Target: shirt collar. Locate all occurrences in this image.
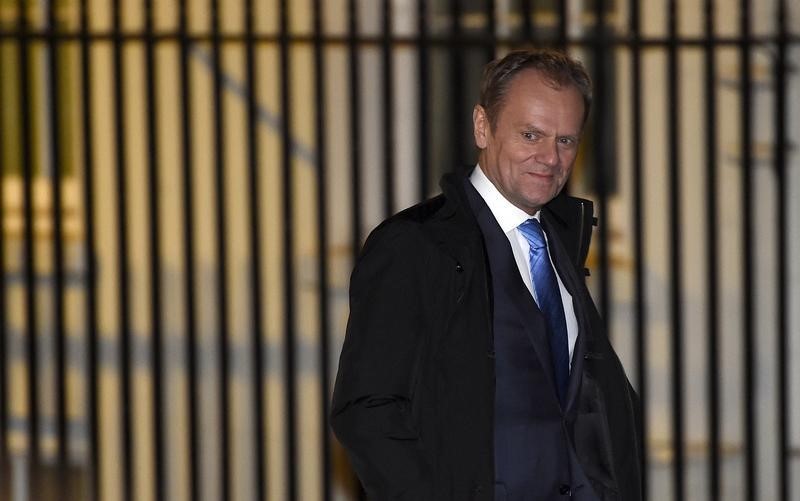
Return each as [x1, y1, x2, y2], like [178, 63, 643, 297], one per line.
[469, 164, 539, 232]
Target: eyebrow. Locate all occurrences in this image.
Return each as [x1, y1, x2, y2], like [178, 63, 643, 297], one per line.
[521, 124, 547, 135]
[520, 124, 579, 139]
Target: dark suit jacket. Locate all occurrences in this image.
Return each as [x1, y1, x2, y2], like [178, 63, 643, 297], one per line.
[330, 172, 642, 500]
[464, 178, 598, 501]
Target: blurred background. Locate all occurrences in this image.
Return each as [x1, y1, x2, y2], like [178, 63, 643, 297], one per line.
[0, 0, 798, 500]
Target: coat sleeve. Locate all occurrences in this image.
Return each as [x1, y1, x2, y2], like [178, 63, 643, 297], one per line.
[330, 225, 433, 499]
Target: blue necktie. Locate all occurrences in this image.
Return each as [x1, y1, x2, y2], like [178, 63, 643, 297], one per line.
[518, 218, 570, 404]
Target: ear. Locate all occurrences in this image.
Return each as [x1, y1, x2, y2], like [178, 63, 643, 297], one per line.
[473, 105, 489, 149]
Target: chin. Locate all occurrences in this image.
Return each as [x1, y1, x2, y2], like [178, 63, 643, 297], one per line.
[522, 191, 554, 206]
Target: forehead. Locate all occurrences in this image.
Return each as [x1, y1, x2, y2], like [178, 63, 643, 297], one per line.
[498, 69, 585, 127]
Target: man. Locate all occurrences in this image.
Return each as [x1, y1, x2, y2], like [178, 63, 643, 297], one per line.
[331, 49, 642, 501]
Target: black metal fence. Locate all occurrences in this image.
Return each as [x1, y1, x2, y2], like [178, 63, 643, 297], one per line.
[0, 0, 798, 500]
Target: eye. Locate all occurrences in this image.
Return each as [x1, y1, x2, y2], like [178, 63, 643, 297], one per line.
[522, 131, 537, 141]
[557, 136, 577, 147]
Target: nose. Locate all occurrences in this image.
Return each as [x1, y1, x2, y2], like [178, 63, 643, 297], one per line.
[534, 138, 559, 167]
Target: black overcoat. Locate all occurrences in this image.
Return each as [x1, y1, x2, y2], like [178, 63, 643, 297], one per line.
[331, 172, 642, 500]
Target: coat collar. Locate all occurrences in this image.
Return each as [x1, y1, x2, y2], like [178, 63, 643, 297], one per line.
[420, 173, 484, 260]
[542, 192, 594, 270]
[437, 170, 594, 270]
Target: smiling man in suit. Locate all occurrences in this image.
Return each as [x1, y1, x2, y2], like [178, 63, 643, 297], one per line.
[331, 49, 642, 501]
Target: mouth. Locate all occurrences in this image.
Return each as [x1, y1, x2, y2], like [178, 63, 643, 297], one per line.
[524, 171, 554, 180]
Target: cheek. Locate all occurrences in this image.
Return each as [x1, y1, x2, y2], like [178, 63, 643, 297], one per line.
[558, 155, 577, 176]
[560, 149, 578, 167]
[554, 168, 570, 188]
[548, 166, 571, 192]
[511, 143, 536, 160]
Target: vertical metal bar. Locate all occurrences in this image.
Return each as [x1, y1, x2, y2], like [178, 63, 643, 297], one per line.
[773, 1, 789, 499]
[738, 0, 756, 499]
[348, 0, 363, 256]
[0, 4, 8, 487]
[178, 1, 200, 498]
[243, 0, 266, 499]
[111, 0, 134, 498]
[381, 0, 395, 215]
[449, 0, 464, 169]
[209, 0, 231, 499]
[311, 2, 331, 500]
[485, 0, 495, 61]
[46, 1, 68, 498]
[278, 0, 298, 499]
[79, 0, 100, 499]
[591, 0, 611, 332]
[143, 1, 165, 500]
[666, 1, 685, 499]
[18, 0, 40, 478]
[346, 4, 363, 495]
[521, 0, 533, 43]
[628, 0, 647, 497]
[703, 1, 721, 500]
[416, 0, 430, 200]
[557, 0, 568, 50]
[0, 0, 9, 466]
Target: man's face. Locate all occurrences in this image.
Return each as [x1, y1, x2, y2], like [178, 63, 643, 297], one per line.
[473, 69, 585, 215]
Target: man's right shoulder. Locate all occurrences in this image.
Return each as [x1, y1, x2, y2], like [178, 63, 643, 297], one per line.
[370, 194, 447, 235]
[358, 194, 450, 253]
[394, 194, 449, 224]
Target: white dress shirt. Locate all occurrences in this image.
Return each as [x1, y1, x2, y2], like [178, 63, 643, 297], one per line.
[469, 165, 578, 368]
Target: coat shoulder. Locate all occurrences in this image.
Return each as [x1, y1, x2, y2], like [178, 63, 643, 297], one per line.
[360, 195, 450, 249]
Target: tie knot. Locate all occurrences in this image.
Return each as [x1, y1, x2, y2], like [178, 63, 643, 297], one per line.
[519, 219, 546, 250]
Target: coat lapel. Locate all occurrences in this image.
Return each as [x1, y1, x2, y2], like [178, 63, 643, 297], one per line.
[441, 173, 597, 411]
[464, 181, 560, 399]
[421, 190, 483, 302]
[541, 213, 591, 412]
